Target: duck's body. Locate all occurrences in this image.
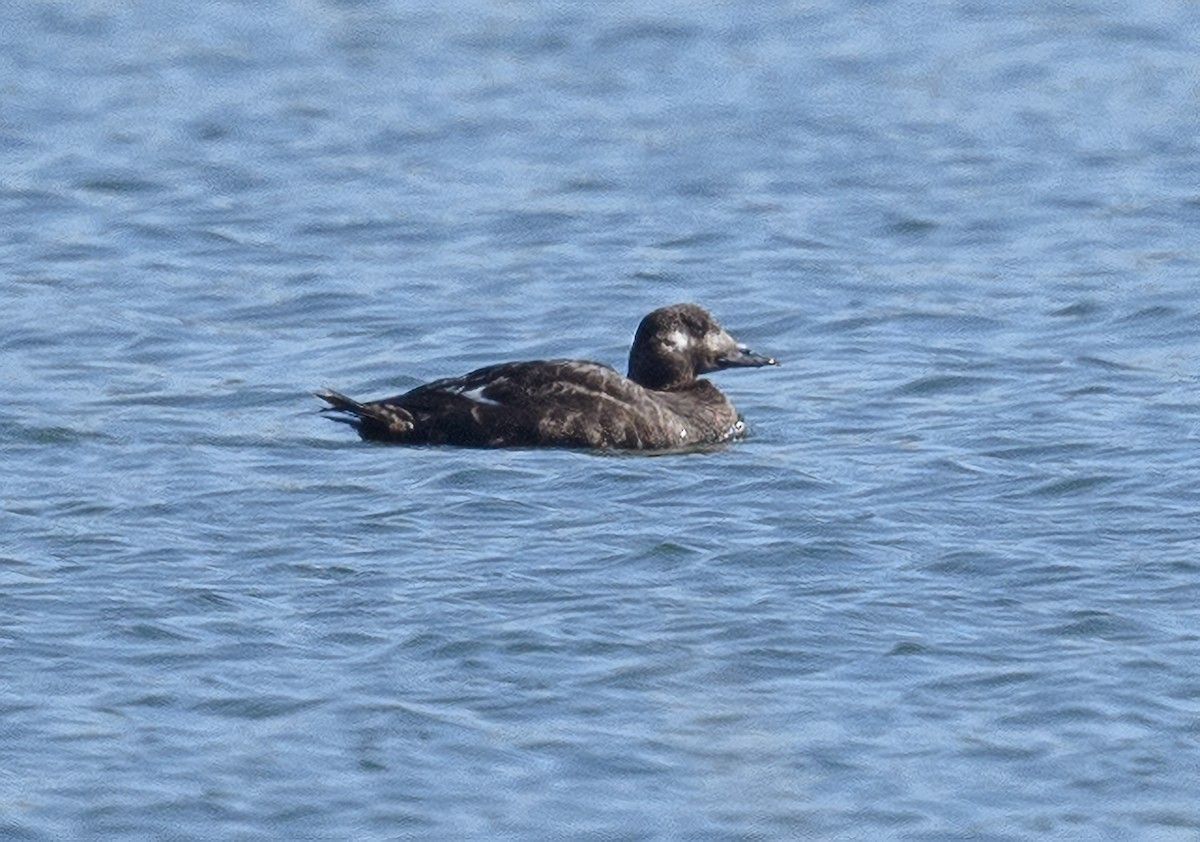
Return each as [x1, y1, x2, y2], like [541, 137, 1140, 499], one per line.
[319, 358, 747, 450]
[317, 303, 776, 451]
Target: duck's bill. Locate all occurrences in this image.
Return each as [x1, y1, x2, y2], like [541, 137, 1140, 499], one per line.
[716, 344, 778, 369]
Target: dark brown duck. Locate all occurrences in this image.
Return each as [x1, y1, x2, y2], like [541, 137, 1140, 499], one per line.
[316, 303, 777, 450]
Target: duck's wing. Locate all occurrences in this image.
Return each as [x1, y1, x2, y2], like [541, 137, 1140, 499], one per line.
[316, 360, 619, 446]
[394, 360, 675, 448]
[399, 359, 636, 408]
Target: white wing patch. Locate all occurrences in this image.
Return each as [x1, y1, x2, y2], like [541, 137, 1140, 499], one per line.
[458, 384, 503, 406]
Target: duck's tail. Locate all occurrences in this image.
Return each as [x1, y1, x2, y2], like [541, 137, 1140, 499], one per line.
[315, 389, 414, 440]
[315, 388, 368, 416]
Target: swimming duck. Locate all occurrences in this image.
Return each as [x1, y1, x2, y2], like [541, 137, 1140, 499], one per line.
[316, 303, 776, 450]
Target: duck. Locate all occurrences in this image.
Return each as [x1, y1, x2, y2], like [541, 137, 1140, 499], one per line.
[316, 302, 777, 450]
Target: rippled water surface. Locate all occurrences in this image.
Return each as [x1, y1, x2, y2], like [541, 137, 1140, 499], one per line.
[4, 1, 1200, 839]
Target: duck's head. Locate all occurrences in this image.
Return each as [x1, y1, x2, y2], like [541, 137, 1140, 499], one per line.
[627, 303, 778, 391]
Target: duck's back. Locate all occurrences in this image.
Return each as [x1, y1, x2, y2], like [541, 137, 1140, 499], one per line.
[332, 359, 740, 449]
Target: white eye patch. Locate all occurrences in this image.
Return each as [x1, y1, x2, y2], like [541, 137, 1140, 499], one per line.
[663, 329, 691, 350]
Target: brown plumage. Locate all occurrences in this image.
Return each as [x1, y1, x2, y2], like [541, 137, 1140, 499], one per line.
[316, 303, 777, 450]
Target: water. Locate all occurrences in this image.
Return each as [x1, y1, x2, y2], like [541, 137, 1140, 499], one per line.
[3, 0, 1200, 838]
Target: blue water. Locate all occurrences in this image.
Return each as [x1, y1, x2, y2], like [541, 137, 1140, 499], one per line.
[4, 1, 1200, 838]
